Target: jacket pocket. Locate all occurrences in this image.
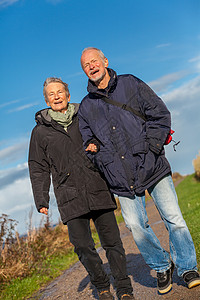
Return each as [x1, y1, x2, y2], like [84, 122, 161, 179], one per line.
[65, 187, 77, 202]
[57, 172, 70, 188]
[102, 155, 114, 166]
[130, 140, 149, 186]
[57, 187, 77, 205]
[132, 140, 149, 154]
[88, 172, 109, 194]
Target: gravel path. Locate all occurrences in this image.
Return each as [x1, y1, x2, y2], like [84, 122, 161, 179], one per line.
[30, 197, 200, 300]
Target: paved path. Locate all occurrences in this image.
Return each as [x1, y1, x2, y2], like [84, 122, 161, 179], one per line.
[31, 198, 200, 300]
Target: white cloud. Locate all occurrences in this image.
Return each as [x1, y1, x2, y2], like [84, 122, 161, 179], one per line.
[161, 75, 200, 103]
[0, 176, 41, 235]
[152, 71, 200, 176]
[0, 0, 19, 8]
[0, 99, 21, 109]
[0, 175, 32, 220]
[0, 168, 59, 235]
[148, 54, 200, 94]
[189, 54, 200, 71]
[66, 72, 83, 78]
[0, 162, 28, 189]
[0, 140, 28, 166]
[8, 102, 39, 113]
[189, 55, 200, 63]
[156, 43, 171, 48]
[148, 70, 189, 93]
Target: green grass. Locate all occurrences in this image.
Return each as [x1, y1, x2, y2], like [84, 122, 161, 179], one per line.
[175, 174, 200, 267]
[1, 175, 199, 299]
[0, 249, 78, 300]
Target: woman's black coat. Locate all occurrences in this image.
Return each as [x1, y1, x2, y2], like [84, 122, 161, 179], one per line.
[28, 105, 116, 224]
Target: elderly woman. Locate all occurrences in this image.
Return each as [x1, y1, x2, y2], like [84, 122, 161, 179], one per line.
[28, 77, 134, 300]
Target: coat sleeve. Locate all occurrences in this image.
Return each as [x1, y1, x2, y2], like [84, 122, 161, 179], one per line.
[78, 102, 94, 145]
[78, 102, 101, 160]
[28, 127, 51, 212]
[135, 76, 171, 154]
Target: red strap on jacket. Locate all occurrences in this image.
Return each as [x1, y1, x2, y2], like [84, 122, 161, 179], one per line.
[164, 129, 175, 145]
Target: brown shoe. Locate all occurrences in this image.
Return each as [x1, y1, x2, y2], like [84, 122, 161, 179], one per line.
[98, 290, 114, 300]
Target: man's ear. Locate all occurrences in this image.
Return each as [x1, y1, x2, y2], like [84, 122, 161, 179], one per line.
[68, 94, 71, 102]
[45, 99, 51, 107]
[104, 57, 109, 68]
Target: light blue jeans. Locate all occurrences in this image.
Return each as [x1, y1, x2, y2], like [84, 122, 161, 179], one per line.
[118, 174, 197, 276]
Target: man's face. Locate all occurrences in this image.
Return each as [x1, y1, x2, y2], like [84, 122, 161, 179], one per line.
[45, 82, 70, 113]
[81, 49, 108, 83]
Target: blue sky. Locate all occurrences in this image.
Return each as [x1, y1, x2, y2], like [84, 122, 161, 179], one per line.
[0, 0, 200, 235]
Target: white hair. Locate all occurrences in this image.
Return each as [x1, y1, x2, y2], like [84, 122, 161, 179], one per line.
[81, 47, 106, 68]
[43, 77, 70, 101]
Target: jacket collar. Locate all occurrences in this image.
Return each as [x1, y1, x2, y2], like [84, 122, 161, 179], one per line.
[35, 103, 79, 125]
[87, 68, 118, 97]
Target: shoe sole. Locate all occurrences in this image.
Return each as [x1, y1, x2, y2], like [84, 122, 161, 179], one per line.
[158, 263, 175, 295]
[188, 279, 200, 289]
[158, 283, 172, 294]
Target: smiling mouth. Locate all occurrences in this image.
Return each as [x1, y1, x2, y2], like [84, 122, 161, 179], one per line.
[90, 69, 99, 76]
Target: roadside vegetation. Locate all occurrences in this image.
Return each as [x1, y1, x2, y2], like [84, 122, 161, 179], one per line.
[0, 201, 123, 300]
[0, 175, 199, 299]
[193, 151, 200, 180]
[175, 174, 200, 264]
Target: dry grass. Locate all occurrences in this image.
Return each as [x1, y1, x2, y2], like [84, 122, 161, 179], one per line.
[0, 200, 121, 287]
[0, 214, 72, 286]
[193, 151, 200, 180]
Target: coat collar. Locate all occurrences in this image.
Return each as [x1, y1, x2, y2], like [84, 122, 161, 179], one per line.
[87, 68, 118, 97]
[35, 103, 79, 125]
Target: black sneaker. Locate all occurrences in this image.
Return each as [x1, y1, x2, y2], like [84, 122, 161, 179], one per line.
[98, 290, 114, 300]
[157, 261, 174, 294]
[182, 270, 200, 289]
[120, 294, 135, 299]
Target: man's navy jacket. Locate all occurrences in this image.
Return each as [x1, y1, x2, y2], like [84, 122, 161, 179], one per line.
[78, 68, 172, 196]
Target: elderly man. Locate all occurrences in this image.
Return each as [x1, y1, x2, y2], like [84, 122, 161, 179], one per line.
[28, 77, 134, 300]
[78, 47, 200, 294]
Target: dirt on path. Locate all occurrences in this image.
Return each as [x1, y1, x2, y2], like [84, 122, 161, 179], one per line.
[30, 196, 200, 300]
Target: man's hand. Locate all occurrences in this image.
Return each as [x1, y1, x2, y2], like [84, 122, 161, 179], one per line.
[85, 143, 97, 152]
[40, 207, 48, 215]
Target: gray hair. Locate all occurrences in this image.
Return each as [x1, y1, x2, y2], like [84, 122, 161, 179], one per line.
[43, 77, 70, 101]
[81, 47, 106, 68]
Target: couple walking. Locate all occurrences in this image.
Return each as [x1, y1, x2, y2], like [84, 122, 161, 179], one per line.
[28, 47, 200, 299]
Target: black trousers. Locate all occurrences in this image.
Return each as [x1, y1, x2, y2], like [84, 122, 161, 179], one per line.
[67, 209, 133, 298]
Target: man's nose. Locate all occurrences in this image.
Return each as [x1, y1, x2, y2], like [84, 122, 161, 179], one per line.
[89, 62, 95, 69]
[55, 93, 59, 99]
